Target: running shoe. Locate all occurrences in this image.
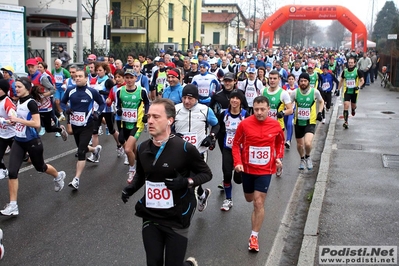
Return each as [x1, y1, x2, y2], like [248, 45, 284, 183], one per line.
[217, 182, 224, 190]
[54, 171, 66, 192]
[0, 228, 4, 260]
[105, 127, 110, 135]
[322, 118, 326, 124]
[351, 109, 356, 116]
[185, 257, 198, 266]
[55, 132, 61, 137]
[68, 177, 79, 190]
[127, 170, 136, 184]
[0, 169, 8, 180]
[98, 126, 103, 136]
[198, 188, 211, 212]
[92, 145, 102, 163]
[58, 113, 66, 121]
[306, 157, 313, 170]
[87, 153, 95, 162]
[299, 158, 306, 170]
[60, 125, 68, 141]
[248, 235, 259, 252]
[117, 146, 124, 157]
[5, 146, 10, 154]
[276, 167, 283, 178]
[220, 199, 233, 211]
[124, 154, 129, 165]
[0, 203, 18, 216]
[343, 122, 348, 129]
[39, 127, 45, 136]
[285, 140, 291, 149]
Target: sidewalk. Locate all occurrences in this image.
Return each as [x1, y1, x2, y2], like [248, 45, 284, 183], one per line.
[298, 81, 399, 265]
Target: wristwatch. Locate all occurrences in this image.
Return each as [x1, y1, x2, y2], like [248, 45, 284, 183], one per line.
[187, 178, 194, 188]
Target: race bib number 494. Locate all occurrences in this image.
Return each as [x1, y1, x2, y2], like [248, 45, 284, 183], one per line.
[145, 181, 174, 209]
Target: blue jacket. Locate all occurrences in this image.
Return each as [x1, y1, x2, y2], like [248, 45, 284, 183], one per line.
[320, 72, 339, 92]
[163, 84, 183, 105]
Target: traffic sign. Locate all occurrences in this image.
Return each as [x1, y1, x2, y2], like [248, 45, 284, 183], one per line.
[387, 34, 397, 40]
[193, 40, 201, 47]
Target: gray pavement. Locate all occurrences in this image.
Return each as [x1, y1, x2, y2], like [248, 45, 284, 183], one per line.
[298, 81, 399, 265]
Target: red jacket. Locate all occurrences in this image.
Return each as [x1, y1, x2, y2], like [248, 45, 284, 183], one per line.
[232, 115, 285, 175]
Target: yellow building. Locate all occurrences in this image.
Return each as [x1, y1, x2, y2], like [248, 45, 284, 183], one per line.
[110, 0, 202, 51]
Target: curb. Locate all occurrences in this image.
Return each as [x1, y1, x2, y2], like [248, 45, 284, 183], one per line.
[265, 105, 325, 266]
[297, 93, 340, 265]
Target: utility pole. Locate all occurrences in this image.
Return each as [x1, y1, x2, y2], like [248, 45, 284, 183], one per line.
[370, 0, 374, 34]
[77, 0, 83, 63]
[252, 0, 256, 47]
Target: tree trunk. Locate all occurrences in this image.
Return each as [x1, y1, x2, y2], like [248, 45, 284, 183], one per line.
[146, 8, 150, 55]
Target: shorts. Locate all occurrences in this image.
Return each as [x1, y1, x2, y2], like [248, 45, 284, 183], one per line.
[54, 88, 65, 101]
[294, 124, 316, 139]
[242, 172, 272, 194]
[343, 92, 358, 104]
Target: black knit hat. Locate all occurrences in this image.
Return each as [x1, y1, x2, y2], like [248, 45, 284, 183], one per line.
[229, 89, 244, 103]
[182, 84, 199, 99]
[298, 72, 310, 82]
[0, 79, 10, 94]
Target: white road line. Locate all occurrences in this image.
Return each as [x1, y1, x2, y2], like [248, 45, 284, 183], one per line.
[19, 148, 77, 174]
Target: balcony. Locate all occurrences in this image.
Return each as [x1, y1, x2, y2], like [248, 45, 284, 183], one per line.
[111, 16, 146, 34]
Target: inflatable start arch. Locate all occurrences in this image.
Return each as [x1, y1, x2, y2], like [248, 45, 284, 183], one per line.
[258, 5, 367, 52]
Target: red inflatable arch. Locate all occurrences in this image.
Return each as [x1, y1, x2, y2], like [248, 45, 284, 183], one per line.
[258, 5, 367, 52]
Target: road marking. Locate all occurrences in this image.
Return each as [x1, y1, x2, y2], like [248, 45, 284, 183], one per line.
[19, 148, 77, 174]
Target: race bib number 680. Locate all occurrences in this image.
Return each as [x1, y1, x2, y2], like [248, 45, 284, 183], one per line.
[145, 181, 174, 209]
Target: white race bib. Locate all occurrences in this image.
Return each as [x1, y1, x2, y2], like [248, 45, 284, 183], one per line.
[182, 132, 198, 145]
[322, 82, 330, 91]
[346, 79, 356, 88]
[249, 146, 270, 165]
[225, 133, 234, 148]
[297, 107, 310, 120]
[245, 86, 256, 106]
[54, 74, 63, 84]
[268, 109, 277, 119]
[145, 181, 174, 209]
[198, 87, 209, 97]
[70, 111, 86, 126]
[14, 122, 26, 138]
[121, 107, 138, 123]
[310, 84, 315, 89]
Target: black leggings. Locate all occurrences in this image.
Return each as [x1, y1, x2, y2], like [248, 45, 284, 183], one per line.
[93, 112, 116, 135]
[222, 147, 241, 184]
[320, 91, 332, 119]
[72, 122, 94, 161]
[8, 138, 48, 179]
[142, 220, 192, 266]
[40, 111, 62, 133]
[0, 137, 13, 169]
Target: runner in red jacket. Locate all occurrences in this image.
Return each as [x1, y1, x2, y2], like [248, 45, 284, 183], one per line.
[232, 95, 284, 252]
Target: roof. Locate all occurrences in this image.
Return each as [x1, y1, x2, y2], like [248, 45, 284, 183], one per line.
[26, 22, 74, 32]
[201, 13, 237, 23]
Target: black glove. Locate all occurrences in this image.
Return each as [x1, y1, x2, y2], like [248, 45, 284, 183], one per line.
[164, 173, 188, 191]
[354, 86, 360, 91]
[116, 109, 123, 116]
[142, 115, 148, 124]
[121, 189, 130, 204]
[201, 135, 215, 147]
[317, 112, 323, 122]
[334, 90, 340, 96]
[208, 138, 217, 150]
[277, 111, 285, 119]
[92, 111, 99, 121]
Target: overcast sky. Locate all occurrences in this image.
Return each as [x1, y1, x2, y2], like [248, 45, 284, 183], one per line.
[205, 0, 396, 28]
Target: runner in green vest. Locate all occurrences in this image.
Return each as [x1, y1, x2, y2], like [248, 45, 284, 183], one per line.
[290, 73, 324, 171]
[337, 56, 364, 129]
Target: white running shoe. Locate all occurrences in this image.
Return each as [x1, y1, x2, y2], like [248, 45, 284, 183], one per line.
[117, 146, 124, 157]
[0, 169, 8, 180]
[98, 126, 103, 136]
[299, 159, 306, 170]
[127, 170, 136, 184]
[92, 145, 102, 163]
[0, 203, 19, 216]
[306, 157, 313, 170]
[198, 188, 211, 212]
[0, 228, 4, 260]
[185, 257, 198, 266]
[322, 118, 326, 124]
[55, 132, 61, 137]
[124, 154, 129, 165]
[54, 171, 66, 192]
[220, 199, 233, 211]
[87, 153, 95, 163]
[39, 127, 46, 136]
[68, 177, 79, 190]
[60, 125, 68, 141]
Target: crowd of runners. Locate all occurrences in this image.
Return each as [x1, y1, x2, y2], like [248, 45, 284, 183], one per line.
[0, 44, 374, 265]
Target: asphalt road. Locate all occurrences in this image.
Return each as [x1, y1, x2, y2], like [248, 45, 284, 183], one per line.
[0, 120, 323, 266]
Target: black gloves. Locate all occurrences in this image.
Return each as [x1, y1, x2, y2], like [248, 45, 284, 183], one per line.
[317, 112, 323, 122]
[277, 111, 285, 119]
[201, 135, 216, 147]
[92, 111, 100, 121]
[354, 86, 360, 91]
[121, 189, 130, 203]
[142, 115, 148, 123]
[164, 173, 188, 191]
[116, 109, 123, 116]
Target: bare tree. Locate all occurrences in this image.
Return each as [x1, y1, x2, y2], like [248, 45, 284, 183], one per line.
[327, 21, 346, 49]
[82, 0, 99, 53]
[177, 0, 193, 49]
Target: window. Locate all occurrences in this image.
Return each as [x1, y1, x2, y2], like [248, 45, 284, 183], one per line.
[168, 38, 173, 43]
[213, 32, 220, 44]
[182, 38, 186, 51]
[201, 24, 205, 34]
[221, 10, 228, 13]
[168, 3, 174, 30]
[182, 5, 187, 21]
[208, 10, 214, 13]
